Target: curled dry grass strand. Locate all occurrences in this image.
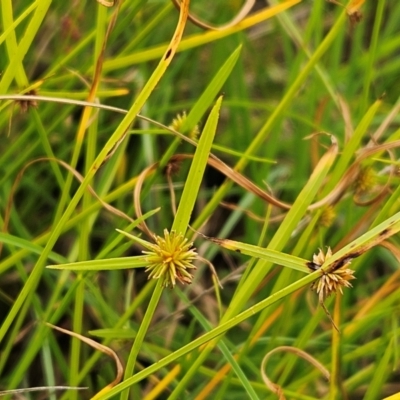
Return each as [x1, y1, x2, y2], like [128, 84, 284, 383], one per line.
[261, 346, 330, 400]
[171, 0, 256, 31]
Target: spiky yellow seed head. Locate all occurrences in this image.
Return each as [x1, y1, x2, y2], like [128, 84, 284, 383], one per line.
[169, 112, 200, 140]
[355, 166, 376, 194]
[144, 229, 197, 288]
[319, 206, 336, 228]
[309, 247, 356, 302]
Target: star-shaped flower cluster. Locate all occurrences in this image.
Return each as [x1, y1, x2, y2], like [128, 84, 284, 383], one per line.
[309, 247, 356, 302]
[144, 229, 197, 288]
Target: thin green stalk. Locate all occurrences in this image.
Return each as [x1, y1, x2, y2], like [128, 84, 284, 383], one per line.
[31, 109, 65, 190]
[121, 280, 164, 399]
[69, 275, 85, 400]
[40, 337, 57, 400]
[329, 295, 341, 400]
[361, 0, 386, 113]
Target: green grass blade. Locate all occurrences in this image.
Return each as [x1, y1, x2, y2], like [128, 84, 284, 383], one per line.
[46, 256, 148, 271]
[0, 233, 66, 264]
[181, 46, 241, 134]
[172, 96, 223, 234]
[0, 0, 51, 92]
[210, 237, 310, 273]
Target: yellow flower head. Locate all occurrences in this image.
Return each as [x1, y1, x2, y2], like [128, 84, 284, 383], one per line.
[169, 112, 200, 140]
[144, 229, 197, 288]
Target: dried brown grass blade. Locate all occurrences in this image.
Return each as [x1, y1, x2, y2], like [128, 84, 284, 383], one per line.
[0, 386, 87, 396]
[97, 0, 115, 6]
[170, 154, 293, 209]
[169, 141, 339, 211]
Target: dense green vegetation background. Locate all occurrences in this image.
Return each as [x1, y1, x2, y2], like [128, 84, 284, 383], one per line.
[1, 0, 400, 398]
